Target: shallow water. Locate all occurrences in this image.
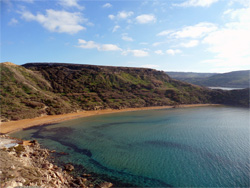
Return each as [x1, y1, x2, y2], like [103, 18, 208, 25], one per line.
[11, 106, 250, 187]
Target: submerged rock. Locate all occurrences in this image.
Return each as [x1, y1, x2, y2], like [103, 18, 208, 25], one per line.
[64, 164, 74, 172]
[98, 182, 113, 188]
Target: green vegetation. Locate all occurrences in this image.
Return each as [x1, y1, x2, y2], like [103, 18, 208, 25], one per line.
[166, 70, 250, 88]
[1, 62, 249, 121]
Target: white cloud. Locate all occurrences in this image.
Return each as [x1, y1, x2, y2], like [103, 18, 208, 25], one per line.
[21, 9, 86, 34]
[131, 50, 149, 57]
[8, 18, 18, 25]
[225, 7, 250, 23]
[103, 3, 112, 8]
[156, 23, 217, 42]
[180, 40, 199, 47]
[202, 7, 250, 68]
[108, 15, 115, 20]
[229, 0, 250, 7]
[141, 64, 160, 69]
[122, 49, 149, 57]
[78, 39, 99, 49]
[112, 25, 120, 32]
[154, 50, 164, 55]
[174, 0, 219, 7]
[59, 0, 84, 10]
[152, 42, 165, 47]
[100, 44, 121, 51]
[117, 11, 134, 19]
[78, 39, 121, 51]
[173, 22, 217, 38]
[136, 14, 156, 24]
[121, 33, 134, 42]
[157, 30, 173, 36]
[166, 49, 182, 55]
[109, 11, 134, 21]
[203, 28, 250, 59]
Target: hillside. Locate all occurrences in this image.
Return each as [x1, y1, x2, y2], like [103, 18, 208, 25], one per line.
[166, 72, 217, 79]
[0, 62, 249, 121]
[167, 70, 250, 88]
[0, 62, 74, 121]
[195, 70, 250, 88]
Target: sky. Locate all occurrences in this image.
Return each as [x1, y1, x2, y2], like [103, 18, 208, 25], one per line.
[1, 0, 250, 73]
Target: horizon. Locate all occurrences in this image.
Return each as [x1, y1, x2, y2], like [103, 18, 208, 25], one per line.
[1, 0, 250, 73]
[2, 61, 250, 74]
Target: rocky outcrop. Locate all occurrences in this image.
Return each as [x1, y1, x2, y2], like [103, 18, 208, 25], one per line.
[0, 136, 113, 188]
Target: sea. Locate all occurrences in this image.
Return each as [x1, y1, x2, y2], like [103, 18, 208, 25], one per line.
[11, 106, 250, 187]
[208, 87, 245, 90]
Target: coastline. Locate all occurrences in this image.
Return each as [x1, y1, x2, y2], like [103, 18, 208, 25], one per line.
[0, 135, 113, 188]
[0, 104, 219, 134]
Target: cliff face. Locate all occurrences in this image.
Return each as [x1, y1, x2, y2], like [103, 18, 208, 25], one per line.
[0, 62, 249, 121]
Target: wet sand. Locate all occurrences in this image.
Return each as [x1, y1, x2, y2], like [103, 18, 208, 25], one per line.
[0, 104, 219, 134]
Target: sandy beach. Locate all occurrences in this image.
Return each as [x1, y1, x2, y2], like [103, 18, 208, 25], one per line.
[0, 104, 219, 134]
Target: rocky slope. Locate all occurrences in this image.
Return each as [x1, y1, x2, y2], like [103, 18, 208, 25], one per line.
[0, 135, 113, 188]
[0, 62, 249, 121]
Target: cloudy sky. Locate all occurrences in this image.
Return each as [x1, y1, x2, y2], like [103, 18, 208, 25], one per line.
[1, 0, 250, 72]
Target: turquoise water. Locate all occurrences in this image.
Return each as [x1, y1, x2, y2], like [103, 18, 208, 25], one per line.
[11, 106, 250, 187]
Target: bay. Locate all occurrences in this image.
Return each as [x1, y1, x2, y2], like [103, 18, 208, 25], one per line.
[208, 86, 245, 90]
[11, 106, 250, 187]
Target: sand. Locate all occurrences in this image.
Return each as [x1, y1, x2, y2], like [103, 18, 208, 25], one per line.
[0, 104, 219, 134]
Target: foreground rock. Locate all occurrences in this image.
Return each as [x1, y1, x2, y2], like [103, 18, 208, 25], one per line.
[0, 135, 113, 188]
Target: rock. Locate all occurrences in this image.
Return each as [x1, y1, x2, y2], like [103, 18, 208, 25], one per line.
[10, 165, 16, 170]
[40, 150, 49, 157]
[74, 177, 84, 185]
[42, 163, 53, 170]
[32, 151, 39, 156]
[82, 178, 87, 182]
[22, 153, 28, 157]
[82, 173, 91, 177]
[30, 140, 38, 145]
[98, 182, 113, 188]
[59, 152, 69, 155]
[0, 137, 114, 188]
[64, 164, 74, 172]
[22, 140, 32, 146]
[16, 177, 26, 183]
[70, 182, 79, 187]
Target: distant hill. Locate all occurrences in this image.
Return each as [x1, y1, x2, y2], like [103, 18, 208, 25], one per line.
[166, 72, 217, 79]
[166, 70, 250, 88]
[0, 62, 249, 121]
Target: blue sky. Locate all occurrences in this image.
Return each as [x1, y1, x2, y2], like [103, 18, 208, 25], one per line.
[1, 0, 250, 73]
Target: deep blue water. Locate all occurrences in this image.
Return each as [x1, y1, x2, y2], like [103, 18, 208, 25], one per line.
[11, 106, 250, 187]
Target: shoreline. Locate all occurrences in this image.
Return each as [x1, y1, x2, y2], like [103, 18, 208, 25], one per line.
[0, 104, 219, 134]
[0, 135, 113, 188]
